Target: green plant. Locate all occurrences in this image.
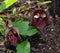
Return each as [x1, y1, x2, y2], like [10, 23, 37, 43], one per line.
[38, 1, 51, 6]
[16, 40, 30, 53]
[12, 8, 17, 14]
[0, 0, 17, 12]
[12, 21, 38, 36]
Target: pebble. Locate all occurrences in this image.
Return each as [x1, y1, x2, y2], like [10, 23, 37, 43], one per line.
[51, 29, 54, 31]
[49, 47, 52, 50]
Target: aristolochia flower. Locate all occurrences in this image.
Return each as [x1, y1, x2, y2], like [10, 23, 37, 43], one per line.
[6, 27, 21, 46]
[30, 9, 51, 31]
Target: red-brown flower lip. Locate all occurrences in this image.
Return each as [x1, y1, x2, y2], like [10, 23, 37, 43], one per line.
[30, 9, 51, 31]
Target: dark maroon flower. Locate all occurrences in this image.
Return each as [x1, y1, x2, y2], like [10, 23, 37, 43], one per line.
[30, 9, 51, 31]
[6, 27, 21, 46]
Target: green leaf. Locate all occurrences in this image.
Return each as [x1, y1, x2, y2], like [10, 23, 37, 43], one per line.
[16, 40, 30, 53]
[0, 17, 3, 21]
[0, 25, 3, 28]
[12, 8, 17, 14]
[0, 27, 7, 37]
[0, 17, 5, 27]
[38, 1, 52, 6]
[0, 0, 17, 12]
[12, 21, 38, 36]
